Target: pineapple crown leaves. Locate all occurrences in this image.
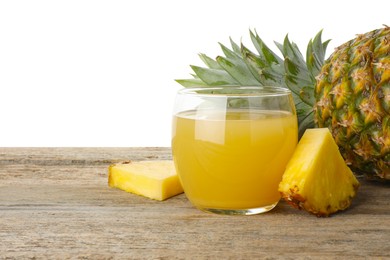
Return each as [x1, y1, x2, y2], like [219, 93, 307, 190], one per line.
[175, 30, 331, 137]
[176, 30, 329, 92]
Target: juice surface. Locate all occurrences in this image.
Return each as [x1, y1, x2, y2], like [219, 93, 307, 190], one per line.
[172, 109, 297, 210]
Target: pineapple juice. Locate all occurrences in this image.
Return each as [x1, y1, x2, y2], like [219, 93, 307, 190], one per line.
[172, 108, 298, 212]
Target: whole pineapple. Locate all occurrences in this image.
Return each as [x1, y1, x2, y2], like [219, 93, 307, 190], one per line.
[177, 26, 390, 181]
[314, 28, 389, 180]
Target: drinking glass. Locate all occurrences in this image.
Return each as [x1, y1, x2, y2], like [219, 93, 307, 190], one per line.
[172, 86, 298, 215]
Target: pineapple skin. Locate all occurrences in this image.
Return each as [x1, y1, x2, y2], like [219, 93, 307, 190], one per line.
[278, 128, 360, 217]
[314, 27, 390, 180]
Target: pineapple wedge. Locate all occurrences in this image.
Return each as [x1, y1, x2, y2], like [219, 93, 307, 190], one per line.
[278, 128, 360, 217]
[108, 160, 183, 201]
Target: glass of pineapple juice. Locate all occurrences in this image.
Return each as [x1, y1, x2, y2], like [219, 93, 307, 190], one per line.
[172, 86, 298, 215]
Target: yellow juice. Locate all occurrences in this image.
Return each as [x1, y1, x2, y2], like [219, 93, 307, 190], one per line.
[172, 109, 297, 210]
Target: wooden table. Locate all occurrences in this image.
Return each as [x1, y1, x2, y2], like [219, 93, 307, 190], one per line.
[0, 148, 389, 259]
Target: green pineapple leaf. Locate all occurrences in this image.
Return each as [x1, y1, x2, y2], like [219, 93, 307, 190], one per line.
[298, 110, 315, 138]
[175, 78, 208, 87]
[219, 42, 240, 59]
[216, 43, 260, 85]
[299, 86, 316, 105]
[281, 34, 315, 106]
[199, 53, 222, 70]
[216, 56, 260, 85]
[242, 32, 287, 88]
[294, 99, 315, 138]
[239, 45, 264, 83]
[306, 30, 330, 80]
[229, 37, 241, 54]
[241, 45, 285, 87]
[190, 65, 238, 86]
[284, 58, 310, 88]
[274, 40, 284, 56]
[250, 30, 284, 66]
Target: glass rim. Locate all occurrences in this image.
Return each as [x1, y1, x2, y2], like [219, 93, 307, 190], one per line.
[177, 86, 292, 97]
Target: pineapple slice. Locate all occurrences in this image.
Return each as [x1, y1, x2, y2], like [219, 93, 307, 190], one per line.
[278, 128, 360, 217]
[108, 160, 183, 201]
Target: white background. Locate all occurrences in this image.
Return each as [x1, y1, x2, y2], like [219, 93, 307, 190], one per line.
[0, 0, 388, 147]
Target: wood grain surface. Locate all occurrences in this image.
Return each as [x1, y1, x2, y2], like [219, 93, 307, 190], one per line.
[0, 148, 389, 259]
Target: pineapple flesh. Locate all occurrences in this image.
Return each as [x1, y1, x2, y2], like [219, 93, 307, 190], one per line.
[108, 160, 183, 201]
[278, 128, 360, 217]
